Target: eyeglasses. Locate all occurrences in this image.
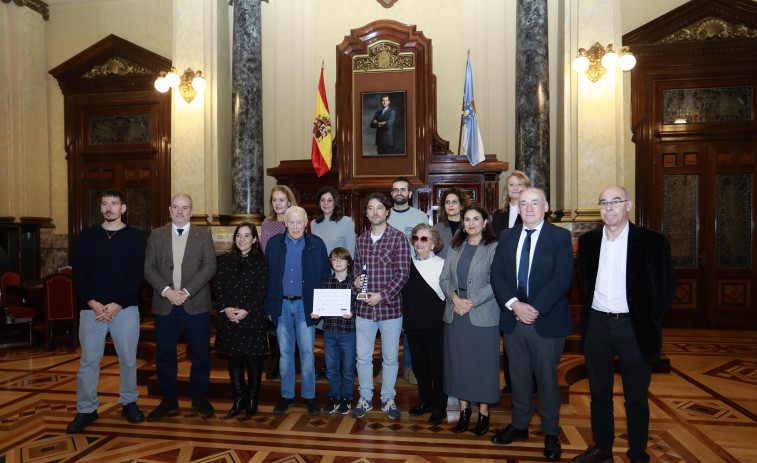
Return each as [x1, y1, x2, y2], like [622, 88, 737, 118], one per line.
[412, 236, 430, 243]
[598, 199, 630, 209]
[391, 188, 408, 193]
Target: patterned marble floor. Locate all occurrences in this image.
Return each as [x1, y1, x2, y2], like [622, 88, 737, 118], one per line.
[1, 328, 756, 463]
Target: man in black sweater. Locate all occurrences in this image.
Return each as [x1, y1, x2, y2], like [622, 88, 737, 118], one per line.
[68, 189, 146, 433]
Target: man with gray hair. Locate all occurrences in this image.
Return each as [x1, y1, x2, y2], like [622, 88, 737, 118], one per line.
[265, 206, 331, 416]
[490, 187, 574, 461]
[144, 193, 217, 421]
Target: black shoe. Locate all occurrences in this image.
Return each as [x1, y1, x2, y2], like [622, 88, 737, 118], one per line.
[315, 367, 328, 380]
[121, 402, 144, 423]
[228, 396, 244, 418]
[491, 424, 529, 444]
[428, 409, 446, 426]
[147, 399, 179, 421]
[337, 397, 352, 415]
[303, 398, 321, 416]
[273, 397, 296, 414]
[191, 396, 214, 416]
[473, 412, 490, 436]
[66, 411, 98, 433]
[544, 435, 562, 461]
[572, 445, 614, 463]
[323, 397, 339, 415]
[409, 402, 433, 416]
[455, 406, 471, 433]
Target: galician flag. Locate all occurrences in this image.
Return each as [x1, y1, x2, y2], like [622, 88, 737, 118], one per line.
[311, 66, 333, 177]
[460, 56, 485, 166]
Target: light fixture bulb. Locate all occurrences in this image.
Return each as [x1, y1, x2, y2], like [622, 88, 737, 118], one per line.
[601, 50, 619, 69]
[165, 67, 180, 88]
[619, 52, 636, 71]
[573, 55, 590, 73]
[191, 72, 206, 92]
[154, 77, 169, 93]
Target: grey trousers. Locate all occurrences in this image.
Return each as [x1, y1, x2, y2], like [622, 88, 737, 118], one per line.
[76, 306, 140, 412]
[502, 322, 565, 435]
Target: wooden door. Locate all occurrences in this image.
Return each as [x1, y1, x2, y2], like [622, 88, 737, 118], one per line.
[656, 142, 757, 328]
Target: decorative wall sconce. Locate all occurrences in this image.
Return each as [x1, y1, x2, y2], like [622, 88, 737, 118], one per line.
[154, 66, 207, 103]
[572, 43, 636, 83]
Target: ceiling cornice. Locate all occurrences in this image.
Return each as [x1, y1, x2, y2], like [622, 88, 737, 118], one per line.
[2, 0, 50, 21]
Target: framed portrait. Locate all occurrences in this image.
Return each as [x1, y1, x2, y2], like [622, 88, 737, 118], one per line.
[361, 91, 406, 156]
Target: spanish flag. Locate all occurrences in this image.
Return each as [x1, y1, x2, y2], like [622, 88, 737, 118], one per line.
[311, 66, 333, 177]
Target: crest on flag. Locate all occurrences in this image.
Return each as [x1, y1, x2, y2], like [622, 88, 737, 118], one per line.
[313, 115, 332, 143]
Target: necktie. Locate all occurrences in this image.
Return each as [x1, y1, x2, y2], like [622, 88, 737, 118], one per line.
[517, 229, 535, 301]
[177, 228, 184, 236]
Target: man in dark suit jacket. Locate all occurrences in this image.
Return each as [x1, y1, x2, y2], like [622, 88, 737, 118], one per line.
[370, 94, 396, 154]
[573, 186, 675, 463]
[490, 188, 574, 461]
[143, 193, 217, 421]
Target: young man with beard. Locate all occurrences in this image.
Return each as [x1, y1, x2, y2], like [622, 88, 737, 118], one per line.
[68, 189, 146, 433]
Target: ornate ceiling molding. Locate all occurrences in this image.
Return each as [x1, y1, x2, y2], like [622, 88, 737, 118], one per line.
[81, 57, 151, 78]
[353, 41, 414, 72]
[660, 16, 757, 43]
[1, 0, 50, 21]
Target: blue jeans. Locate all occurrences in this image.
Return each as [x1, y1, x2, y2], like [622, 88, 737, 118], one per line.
[277, 299, 316, 399]
[324, 330, 356, 400]
[355, 315, 402, 402]
[77, 306, 140, 412]
[154, 306, 210, 400]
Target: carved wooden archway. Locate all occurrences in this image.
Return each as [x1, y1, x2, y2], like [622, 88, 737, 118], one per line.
[50, 35, 172, 254]
[625, 0, 757, 328]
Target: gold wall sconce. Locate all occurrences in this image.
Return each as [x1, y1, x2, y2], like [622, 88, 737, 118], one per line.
[572, 43, 636, 83]
[154, 66, 207, 103]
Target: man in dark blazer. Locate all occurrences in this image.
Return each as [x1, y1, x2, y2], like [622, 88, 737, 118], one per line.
[144, 193, 217, 421]
[490, 188, 574, 461]
[264, 206, 331, 416]
[573, 186, 675, 463]
[370, 94, 396, 154]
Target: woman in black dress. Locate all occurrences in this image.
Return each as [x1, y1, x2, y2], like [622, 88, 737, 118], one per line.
[215, 222, 269, 417]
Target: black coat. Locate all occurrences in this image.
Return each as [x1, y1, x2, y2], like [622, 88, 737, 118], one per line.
[577, 223, 676, 364]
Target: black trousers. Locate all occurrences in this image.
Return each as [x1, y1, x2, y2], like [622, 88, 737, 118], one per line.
[584, 312, 652, 462]
[406, 327, 447, 411]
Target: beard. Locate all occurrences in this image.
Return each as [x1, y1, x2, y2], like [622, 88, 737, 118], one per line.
[104, 216, 117, 223]
[393, 196, 408, 206]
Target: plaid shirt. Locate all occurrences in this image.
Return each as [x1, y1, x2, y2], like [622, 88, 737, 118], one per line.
[320, 273, 356, 334]
[353, 224, 411, 321]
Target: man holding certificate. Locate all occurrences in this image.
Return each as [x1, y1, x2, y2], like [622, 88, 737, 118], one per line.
[351, 193, 411, 420]
[264, 206, 331, 416]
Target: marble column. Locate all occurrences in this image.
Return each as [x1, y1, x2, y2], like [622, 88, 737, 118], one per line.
[515, 0, 550, 201]
[231, 0, 264, 225]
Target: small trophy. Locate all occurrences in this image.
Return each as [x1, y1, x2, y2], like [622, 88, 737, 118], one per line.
[357, 264, 369, 301]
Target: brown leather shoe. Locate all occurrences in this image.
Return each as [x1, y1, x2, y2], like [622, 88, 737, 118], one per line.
[572, 445, 613, 463]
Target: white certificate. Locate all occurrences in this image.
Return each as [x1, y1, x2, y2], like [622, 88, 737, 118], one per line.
[313, 288, 352, 317]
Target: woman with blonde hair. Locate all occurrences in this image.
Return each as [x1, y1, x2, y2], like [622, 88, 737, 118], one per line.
[260, 185, 297, 252]
[491, 170, 531, 237]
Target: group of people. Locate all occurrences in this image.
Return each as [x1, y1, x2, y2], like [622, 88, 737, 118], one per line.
[66, 172, 674, 463]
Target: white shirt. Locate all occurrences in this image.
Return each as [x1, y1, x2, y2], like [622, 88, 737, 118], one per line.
[592, 222, 630, 313]
[505, 220, 545, 309]
[508, 205, 519, 228]
[172, 222, 190, 236]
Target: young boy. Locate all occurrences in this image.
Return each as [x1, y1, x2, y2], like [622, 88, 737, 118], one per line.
[311, 247, 356, 415]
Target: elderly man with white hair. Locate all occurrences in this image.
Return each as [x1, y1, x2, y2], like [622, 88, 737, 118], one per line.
[264, 206, 332, 416]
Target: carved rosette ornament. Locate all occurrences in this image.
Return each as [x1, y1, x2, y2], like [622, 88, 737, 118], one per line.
[660, 16, 757, 43]
[81, 57, 151, 78]
[377, 0, 399, 7]
[354, 41, 415, 72]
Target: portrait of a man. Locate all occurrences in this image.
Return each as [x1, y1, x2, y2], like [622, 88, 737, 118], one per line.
[361, 91, 406, 156]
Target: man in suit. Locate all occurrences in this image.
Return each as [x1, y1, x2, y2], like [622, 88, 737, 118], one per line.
[264, 206, 331, 416]
[144, 193, 217, 420]
[490, 187, 574, 461]
[573, 186, 675, 463]
[370, 94, 396, 154]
